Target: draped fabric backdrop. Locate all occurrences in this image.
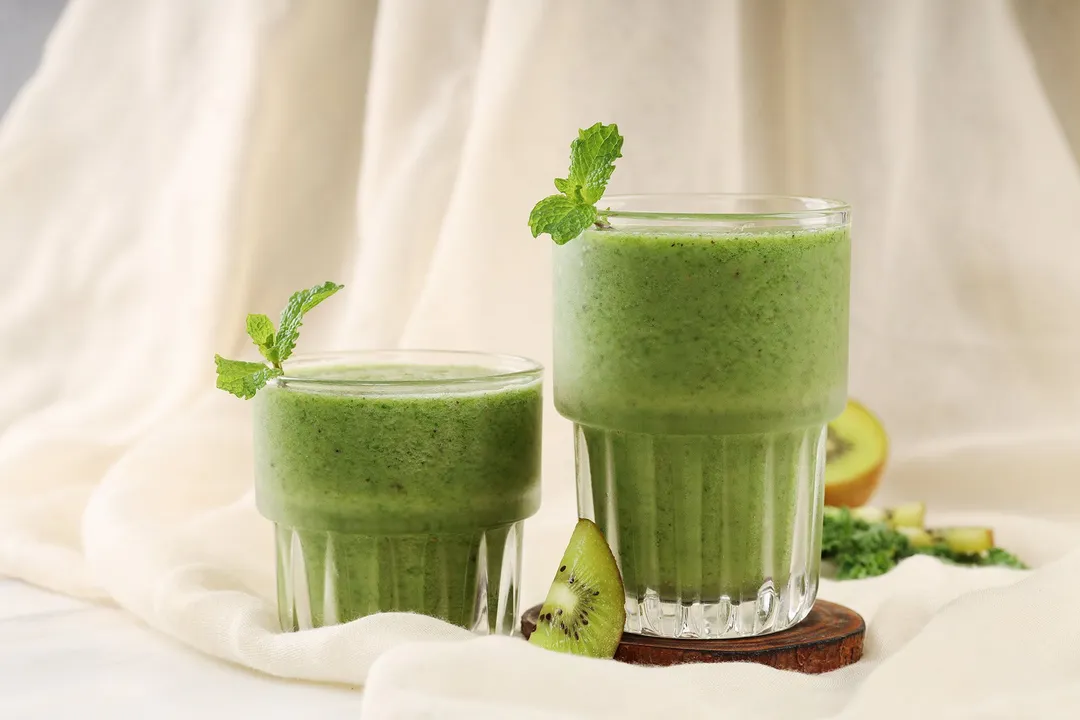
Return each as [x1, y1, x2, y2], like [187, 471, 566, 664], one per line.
[1, 0, 1079, 717]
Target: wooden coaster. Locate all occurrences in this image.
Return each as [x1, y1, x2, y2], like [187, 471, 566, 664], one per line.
[521, 599, 864, 673]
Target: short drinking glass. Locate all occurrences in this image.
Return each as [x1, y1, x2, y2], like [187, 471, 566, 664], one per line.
[253, 350, 543, 634]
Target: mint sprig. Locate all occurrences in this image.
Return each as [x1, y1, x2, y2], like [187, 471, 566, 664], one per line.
[529, 122, 623, 245]
[215, 281, 343, 399]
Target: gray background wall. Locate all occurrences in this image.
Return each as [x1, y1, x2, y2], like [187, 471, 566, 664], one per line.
[0, 0, 68, 117]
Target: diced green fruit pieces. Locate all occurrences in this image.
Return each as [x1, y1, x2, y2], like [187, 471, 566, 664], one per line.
[529, 519, 625, 659]
[888, 502, 926, 528]
[897, 526, 934, 548]
[851, 502, 925, 529]
[822, 504, 1021, 578]
[931, 527, 995, 555]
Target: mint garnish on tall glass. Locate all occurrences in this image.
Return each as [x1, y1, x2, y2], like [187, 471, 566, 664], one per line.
[528, 122, 623, 245]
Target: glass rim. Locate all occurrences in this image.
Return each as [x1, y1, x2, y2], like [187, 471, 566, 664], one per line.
[600, 193, 850, 222]
[276, 349, 544, 387]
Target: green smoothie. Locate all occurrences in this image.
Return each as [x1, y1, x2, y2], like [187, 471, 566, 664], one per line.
[554, 220, 849, 635]
[253, 354, 542, 632]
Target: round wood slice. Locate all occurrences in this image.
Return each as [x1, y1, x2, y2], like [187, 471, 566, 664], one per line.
[521, 599, 864, 673]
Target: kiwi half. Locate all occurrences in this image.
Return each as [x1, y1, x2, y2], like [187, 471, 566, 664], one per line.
[528, 519, 625, 659]
[825, 399, 889, 507]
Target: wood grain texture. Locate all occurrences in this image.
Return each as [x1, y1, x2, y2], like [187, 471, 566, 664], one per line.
[521, 600, 864, 673]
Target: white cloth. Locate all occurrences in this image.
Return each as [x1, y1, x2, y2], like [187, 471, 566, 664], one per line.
[0, 580, 366, 719]
[1, 0, 1079, 716]
[362, 541, 1080, 720]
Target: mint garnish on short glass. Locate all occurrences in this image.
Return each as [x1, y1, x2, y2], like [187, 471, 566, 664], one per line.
[528, 122, 623, 245]
[214, 281, 343, 399]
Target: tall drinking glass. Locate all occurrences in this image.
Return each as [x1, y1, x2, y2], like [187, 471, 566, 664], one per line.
[554, 195, 850, 638]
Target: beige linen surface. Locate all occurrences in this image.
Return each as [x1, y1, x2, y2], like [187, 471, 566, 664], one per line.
[1, 0, 1078, 717]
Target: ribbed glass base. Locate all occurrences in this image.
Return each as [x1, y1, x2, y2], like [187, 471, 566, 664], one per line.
[575, 424, 825, 639]
[274, 521, 523, 634]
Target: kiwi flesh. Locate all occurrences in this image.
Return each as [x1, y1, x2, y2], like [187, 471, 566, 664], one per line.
[528, 518, 625, 659]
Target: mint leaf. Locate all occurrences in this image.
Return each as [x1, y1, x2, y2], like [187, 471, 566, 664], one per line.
[553, 178, 575, 195]
[214, 355, 283, 399]
[246, 314, 275, 347]
[565, 122, 623, 204]
[274, 281, 344, 363]
[246, 313, 278, 364]
[528, 122, 622, 244]
[528, 195, 598, 245]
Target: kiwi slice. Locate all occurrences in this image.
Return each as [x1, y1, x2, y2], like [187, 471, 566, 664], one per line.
[825, 400, 889, 507]
[528, 518, 625, 659]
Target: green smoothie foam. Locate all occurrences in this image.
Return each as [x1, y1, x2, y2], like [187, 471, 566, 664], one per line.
[555, 225, 849, 609]
[253, 361, 542, 630]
